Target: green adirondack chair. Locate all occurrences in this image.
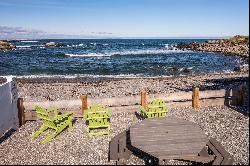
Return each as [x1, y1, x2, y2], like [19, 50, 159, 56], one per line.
[84, 104, 112, 137]
[32, 106, 73, 144]
[140, 99, 168, 118]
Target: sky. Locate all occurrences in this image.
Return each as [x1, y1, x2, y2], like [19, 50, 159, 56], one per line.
[0, 0, 249, 39]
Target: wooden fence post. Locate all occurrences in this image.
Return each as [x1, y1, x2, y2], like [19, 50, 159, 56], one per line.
[17, 98, 25, 126]
[81, 95, 87, 115]
[238, 84, 246, 106]
[141, 90, 147, 109]
[192, 87, 199, 111]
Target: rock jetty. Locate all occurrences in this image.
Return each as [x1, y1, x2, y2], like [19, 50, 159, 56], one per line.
[0, 41, 16, 51]
[45, 42, 65, 47]
[176, 35, 249, 59]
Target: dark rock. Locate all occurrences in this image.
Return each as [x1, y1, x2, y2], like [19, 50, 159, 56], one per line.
[233, 67, 241, 72]
[55, 42, 65, 47]
[176, 43, 191, 50]
[234, 65, 249, 72]
[183, 68, 192, 73]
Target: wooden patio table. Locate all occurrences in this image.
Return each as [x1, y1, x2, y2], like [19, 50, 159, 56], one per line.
[129, 116, 212, 164]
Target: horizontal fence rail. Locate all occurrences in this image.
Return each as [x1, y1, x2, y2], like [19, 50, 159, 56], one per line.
[18, 85, 247, 125]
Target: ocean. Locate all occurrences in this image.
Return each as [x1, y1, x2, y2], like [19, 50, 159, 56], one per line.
[0, 39, 244, 78]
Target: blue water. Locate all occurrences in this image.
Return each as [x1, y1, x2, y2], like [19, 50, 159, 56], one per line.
[0, 39, 244, 77]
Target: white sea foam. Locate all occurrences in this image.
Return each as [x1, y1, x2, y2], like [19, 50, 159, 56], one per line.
[6, 76, 13, 82]
[222, 70, 234, 74]
[65, 53, 112, 57]
[65, 49, 193, 58]
[0, 68, 237, 80]
[186, 67, 194, 70]
[178, 68, 184, 72]
[16, 45, 44, 49]
[20, 40, 38, 43]
[67, 43, 87, 48]
[16, 45, 31, 48]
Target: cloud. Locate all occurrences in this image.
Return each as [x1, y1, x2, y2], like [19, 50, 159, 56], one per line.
[0, 26, 77, 39]
[0, 26, 46, 35]
[91, 31, 113, 35]
[0, 25, 115, 39]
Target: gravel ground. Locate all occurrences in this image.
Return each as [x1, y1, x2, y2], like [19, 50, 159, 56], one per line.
[0, 106, 248, 165]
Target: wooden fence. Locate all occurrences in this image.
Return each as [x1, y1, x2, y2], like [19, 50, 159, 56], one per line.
[17, 85, 247, 126]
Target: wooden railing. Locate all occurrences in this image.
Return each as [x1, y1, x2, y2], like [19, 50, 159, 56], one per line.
[17, 84, 247, 125]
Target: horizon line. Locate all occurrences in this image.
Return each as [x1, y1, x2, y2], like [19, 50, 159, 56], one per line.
[2, 35, 241, 40]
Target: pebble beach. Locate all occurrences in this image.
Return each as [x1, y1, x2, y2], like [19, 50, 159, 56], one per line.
[15, 72, 249, 103]
[0, 71, 249, 165]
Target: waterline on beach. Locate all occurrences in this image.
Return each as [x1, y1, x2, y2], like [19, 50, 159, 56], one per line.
[0, 70, 239, 80]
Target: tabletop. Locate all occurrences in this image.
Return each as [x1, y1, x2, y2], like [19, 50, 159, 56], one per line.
[129, 116, 209, 160]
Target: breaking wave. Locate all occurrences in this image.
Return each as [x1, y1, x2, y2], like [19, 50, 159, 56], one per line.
[65, 53, 111, 57]
[65, 48, 192, 57]
[20, 40, 38, 43]
[16, 45, 44, 49]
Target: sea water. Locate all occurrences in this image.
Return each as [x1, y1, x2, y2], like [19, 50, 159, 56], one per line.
[0, 39, 245, 78]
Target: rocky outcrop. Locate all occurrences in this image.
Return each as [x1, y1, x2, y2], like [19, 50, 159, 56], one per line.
[176, 36, 249, 59]
[45, 42, 65, 47]
[0, 41, 16, 51]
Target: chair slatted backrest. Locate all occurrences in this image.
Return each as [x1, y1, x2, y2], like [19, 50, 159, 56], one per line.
[35, 106, 50, 120]
[85, 104, 111, 127]
[35, 106, 57, 129]
[147, 99, 168, 118]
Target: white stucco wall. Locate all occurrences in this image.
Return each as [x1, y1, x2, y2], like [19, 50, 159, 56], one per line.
[0, 78, 19, 136]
